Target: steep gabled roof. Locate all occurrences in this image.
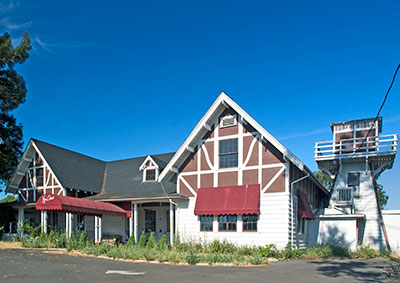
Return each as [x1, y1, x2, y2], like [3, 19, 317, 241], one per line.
[87, 152, 178, 201]
[7, 138, 179, 198]
[32, 139, 106, 193]
[159, 92, 329, 195]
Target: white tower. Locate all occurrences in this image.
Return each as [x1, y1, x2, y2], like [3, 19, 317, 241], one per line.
[315, 117, 397, 250]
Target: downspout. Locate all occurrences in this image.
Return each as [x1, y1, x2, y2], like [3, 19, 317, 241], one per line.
[290, 173, 310, 249]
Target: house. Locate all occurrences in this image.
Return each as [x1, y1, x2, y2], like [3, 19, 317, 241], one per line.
[6, 92, 329, 249]
[314, 117, 398, 251]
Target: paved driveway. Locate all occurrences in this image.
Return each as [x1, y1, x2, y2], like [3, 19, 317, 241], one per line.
[0, 248, 398, 283]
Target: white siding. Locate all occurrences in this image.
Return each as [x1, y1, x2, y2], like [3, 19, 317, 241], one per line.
[177, 192, 290, 249]
[382, 210, 400, 253]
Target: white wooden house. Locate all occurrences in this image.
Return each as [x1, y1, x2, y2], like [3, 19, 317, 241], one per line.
[7, 92, 330, 248]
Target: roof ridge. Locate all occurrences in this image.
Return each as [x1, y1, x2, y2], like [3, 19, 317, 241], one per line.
[32, 138, 105, 163]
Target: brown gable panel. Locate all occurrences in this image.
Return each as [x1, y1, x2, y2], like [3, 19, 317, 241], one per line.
[179, 180, 195, 197]
[243, 169, 258, 185]
[218, 171, 238, 187]
[200, 173, 213, 188]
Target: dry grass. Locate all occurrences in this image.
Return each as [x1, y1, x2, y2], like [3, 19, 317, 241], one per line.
[0, 241, 23, 250]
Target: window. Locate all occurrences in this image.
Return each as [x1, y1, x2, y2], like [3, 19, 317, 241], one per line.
[218, 215, 237, 232]
[36, 168, 43, 187]
[145, 169, 156, 181]
[145, 210, 156, 232]
[348, 172, 360, 187]
[297, 217, 306, 234]
[338, 188, 352, 201]
[243, 214, 258, 232]
[219, 139, 238, 168]
[200, 215, 213, 232]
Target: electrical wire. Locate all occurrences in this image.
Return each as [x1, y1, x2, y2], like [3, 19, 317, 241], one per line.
[355, 63, 400, 153]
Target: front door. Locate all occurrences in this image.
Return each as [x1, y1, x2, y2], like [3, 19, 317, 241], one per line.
[144, 209, 156, 239]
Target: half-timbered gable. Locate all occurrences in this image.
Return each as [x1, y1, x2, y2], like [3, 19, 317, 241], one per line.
[159, 92, 329, 248]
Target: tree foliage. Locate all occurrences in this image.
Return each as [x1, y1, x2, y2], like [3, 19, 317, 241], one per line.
[376, 183, 389, 209]
[0, 32, 31, 184]
[314, 170, 334, 191]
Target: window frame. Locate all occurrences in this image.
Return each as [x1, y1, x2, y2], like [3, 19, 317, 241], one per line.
[242, 214, 258, 232]
[145, 169, 157, 182]
[218, 215, 237, 232]
[219, 138, 238, 168]
[348, 172, 360, 187]
[199, 215, 213, 232]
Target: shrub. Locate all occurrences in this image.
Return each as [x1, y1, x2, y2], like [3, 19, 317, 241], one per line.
[158, 234, 169, 250]
[186, 251, 200, 265]
[127, 234, 136, 247]
[146, 232, 157, 249]
[138, 231, 147, 248]
[208, 240, 236, 254]
[78, 231, 89, 249]
[55, 233, 67, 248]
[258, 244, 278, 258]
[352, 246, 381, 259]
[249, 254, 263, 265]
[66, 233, 77, 251]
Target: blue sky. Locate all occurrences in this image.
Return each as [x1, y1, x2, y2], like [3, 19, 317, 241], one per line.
[1, 0, 399, 208]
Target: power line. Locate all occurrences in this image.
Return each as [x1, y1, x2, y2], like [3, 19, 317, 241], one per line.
[357, 63, 400, 151]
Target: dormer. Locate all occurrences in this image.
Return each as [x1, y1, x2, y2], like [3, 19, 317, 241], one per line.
[139, 156, 159, 182]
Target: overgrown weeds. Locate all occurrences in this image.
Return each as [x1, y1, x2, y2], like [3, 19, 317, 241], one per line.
[19, 231, 393, 265]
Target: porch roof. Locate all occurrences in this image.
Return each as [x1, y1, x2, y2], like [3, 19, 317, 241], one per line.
[194, 184, 260, 216]
[36, 194, 128, 217]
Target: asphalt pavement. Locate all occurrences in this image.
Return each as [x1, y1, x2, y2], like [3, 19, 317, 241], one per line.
[0, 248, 398, 283]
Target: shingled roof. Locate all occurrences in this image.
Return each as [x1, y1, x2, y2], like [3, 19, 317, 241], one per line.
[33, 139, 106, 193]
[29, 139, 178, 199]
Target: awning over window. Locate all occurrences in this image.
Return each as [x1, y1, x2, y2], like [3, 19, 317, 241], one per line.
[194, 184, 260, 216]
[297, 190, 315, 220]
[36, 194, 128, 217]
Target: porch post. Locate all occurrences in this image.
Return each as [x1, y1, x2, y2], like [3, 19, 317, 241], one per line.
[18, 207, 24, 236]
[41, 210, 48, 233]
[129, 201, 134, 237]
[98, 217, 102, 242]
[169, 202, 174, 245]
[94, 216, 98, 243]
[134, 202, 138, 243]
[94, 216, 102, 244]
[66, 213, 72, 238]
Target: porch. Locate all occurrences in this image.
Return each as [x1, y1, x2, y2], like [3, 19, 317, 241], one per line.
[16, 194, 178, 245]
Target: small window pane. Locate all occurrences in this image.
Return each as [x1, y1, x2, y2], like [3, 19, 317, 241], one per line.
[146, 169, 156, 181]
[200, 215, 213, 232]
[218, 215, 237, 231]
[36, 168, 43, 187]
[348, 172, 360, 187]
[243, 214, 258, 231]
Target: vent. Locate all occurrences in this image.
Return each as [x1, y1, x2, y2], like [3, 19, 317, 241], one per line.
[220, 115, 237, 128]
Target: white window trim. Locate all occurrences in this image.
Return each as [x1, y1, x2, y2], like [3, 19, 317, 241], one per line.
[143, 167, 159, 182]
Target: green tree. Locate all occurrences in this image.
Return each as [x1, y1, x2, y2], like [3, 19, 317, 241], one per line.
[0, 194, 17, 203]
[314, 170, 334, 191]
[376, 183, 389, 209]
[0, 32, 31, 185]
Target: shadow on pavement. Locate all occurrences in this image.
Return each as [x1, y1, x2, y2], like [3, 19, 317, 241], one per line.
[309, 260, 389, 282]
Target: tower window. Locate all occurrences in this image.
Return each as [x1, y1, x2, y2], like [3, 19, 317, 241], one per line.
[348, 172, 360, 187]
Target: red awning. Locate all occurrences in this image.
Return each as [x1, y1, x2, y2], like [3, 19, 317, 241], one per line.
[297, 190, 315, 220]
[194, 184, 260, 216]
[36, 194, 128, 217]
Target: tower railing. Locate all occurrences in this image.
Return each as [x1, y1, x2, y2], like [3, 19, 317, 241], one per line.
[315, 134, 397, 161]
